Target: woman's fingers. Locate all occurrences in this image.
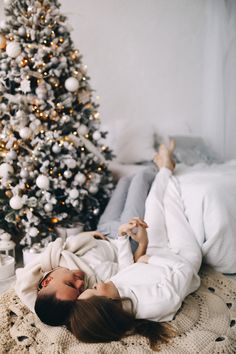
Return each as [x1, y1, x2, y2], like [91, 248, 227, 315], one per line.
[128, 217, 148, 228]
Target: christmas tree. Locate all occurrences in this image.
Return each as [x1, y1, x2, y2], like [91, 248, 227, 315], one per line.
[0, 0, 114, 247]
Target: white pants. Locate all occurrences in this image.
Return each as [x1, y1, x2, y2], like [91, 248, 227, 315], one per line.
[144, 168, 202, 273]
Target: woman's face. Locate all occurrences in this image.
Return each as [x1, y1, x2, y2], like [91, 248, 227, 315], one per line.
[38, 267, 85, 301]
[78, 281, 119, 300]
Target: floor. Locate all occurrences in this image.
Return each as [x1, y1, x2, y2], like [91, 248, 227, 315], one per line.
[224, 274, 236, 282]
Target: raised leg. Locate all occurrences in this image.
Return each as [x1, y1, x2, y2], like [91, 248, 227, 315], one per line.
[164, 175, 202, 272]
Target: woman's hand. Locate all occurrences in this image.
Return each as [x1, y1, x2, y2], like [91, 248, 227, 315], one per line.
[118, 217, 148, 243]
[130, 218, 148, 246]
[118, 218, 148, 262]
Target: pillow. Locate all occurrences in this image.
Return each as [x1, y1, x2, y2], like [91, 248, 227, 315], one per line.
[102, 120, 156, 164]
[168, 135, 221, 165]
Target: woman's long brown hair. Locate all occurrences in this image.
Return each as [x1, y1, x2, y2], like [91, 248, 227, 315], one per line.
[67, 296, 175, 350]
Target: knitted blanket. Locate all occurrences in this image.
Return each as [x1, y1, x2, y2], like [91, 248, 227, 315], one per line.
[1, 266, 236, 354]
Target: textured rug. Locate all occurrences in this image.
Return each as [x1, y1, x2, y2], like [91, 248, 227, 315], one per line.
[0, 266, 236, 354]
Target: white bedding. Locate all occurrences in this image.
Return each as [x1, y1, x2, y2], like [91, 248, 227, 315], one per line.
[175, 160, 236, 274]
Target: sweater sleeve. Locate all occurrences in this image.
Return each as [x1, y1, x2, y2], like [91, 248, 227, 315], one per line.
[113, 236, 134, 270]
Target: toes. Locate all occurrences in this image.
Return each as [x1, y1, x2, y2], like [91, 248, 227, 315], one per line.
[168, 139, 176, 153]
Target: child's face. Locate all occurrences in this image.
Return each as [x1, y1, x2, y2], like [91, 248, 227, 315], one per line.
[38, 267, 85, 301]
[78, 281, 119, 300]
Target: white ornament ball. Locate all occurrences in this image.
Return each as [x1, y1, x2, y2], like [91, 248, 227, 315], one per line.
[18, 26, 26, 36]
[16, 110, 26, 119]
[0, 232, 11, 241]
[6, 150, 17, 160]
[65, 77, 79, 92]
[51, 57, 59, 65]
[36, 175, 50, 190]
[58, 26, 65, 34]
[69, 189, 79, 199]
[75, 173, 86, 185]
[52, 144, 61, 154]
[89, 185, 98, 194]
[6, 41, 21, 58]
[44, 203, 53, 212]
[65, 159, 77, 169]
[61, 115, 70, 123]
[1, 63, 7, 70]
[10, 195, 23, 210]
[36, 86, 47, 100]
[77, 124, 88, 136]
[0, 163, 13, 178]
[92, 131, 101, 141]
[19, 127, 32, 140]
[29, 227, 39, 237]
[20, 169, 29, 178]
[64, 170, 72, 179]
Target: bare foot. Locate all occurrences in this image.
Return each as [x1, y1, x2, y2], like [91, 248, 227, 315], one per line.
[153, 140, 176, 171]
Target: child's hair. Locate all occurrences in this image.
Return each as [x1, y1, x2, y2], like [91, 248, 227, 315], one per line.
[35, 292, 76, 326]
[67, 296, 175, 350]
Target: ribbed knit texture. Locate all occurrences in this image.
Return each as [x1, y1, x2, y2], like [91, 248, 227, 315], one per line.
[1, 266, 236, 354]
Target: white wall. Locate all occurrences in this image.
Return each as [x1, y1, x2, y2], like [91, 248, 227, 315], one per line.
[60, 0, 205, 139]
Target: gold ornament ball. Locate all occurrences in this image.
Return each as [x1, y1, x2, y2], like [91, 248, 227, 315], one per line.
[20, 58, 28, 67]
[5, 190, 13, 198]
[51, 217, 59, 224]
[49, 76, 60, 87]
[15, 215, 21, 222]
[0, 34, 6, 49]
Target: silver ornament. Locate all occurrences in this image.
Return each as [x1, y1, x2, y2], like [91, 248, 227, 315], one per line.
[65, 77, 79, 92]
[36, 175, 50, 189]
[74, 173, 86, 185]
[9, 195, 23, 210]
[77, 124, 88, 135]
[6, 42, 21, 58]
[0, 163, 14, 178]
[89, 185, 98, 194]
[65, 159, 77, 169]
[29, 227, 39, 237]
[20, 169, 29, 178]
[44, 203, 53, 212]
[18, 26, 26, 36]
[1, 63, 8, 70]
[19, 127, 32, 139]
[92, 131, 101, 141]
[52, 144, 61, 154]
[69, 189, 79, 199]
[64, 170, 72, 179]
[6, 150, 17, 160]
